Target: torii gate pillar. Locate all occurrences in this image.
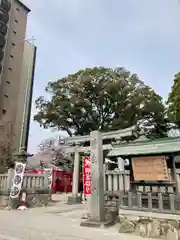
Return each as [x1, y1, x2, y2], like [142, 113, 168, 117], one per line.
[81, 131, 114, 227]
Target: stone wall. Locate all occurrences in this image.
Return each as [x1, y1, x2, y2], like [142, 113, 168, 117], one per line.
[0, 188, 49, 209]
[118, 213, 180, 239]
[104, 194, 119, 221]
[24, 188, 49, 208]
[0, 190, 10, 207]
[105, 193, 180, 239]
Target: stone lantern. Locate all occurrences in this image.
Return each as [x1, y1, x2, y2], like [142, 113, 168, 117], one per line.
[13, 147, 33, 164]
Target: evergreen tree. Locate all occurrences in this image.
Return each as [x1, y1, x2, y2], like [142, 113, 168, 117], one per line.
[167, 72, 180, 128]
[34, 67, 167, 138]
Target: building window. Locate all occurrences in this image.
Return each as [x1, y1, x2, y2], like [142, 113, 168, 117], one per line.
[8, 67, 12, 71]
[10, 54, 13, 59]
[13, 30, 16, 35]
[16, 8, 19, 12]
[2, 109, 6, 115]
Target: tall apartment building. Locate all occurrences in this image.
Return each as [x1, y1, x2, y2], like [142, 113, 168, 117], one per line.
[0, 0, 36, 156]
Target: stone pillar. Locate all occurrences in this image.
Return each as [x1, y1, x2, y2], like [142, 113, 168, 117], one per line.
[90, 131, 104, 222]
[117, 157, 125, 171]
[7, 168, 14, 191]
[13, 148, 32, 164]
[81, 131, 115, 228]
[72, 151, 80, 195]
[67, 147, 81, 204]
[3, 168, 14, 208]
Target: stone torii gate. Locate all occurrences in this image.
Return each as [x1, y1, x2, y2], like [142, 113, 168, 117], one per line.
[65, 126, 137, 225]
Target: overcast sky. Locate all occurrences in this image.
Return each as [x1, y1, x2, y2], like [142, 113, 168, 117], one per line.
[23, 0, 180, 153]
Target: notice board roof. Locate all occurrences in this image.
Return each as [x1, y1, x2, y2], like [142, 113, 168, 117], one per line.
[108, 137, 180, 157]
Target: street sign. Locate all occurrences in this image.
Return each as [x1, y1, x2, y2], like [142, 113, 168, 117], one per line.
[83, 157, 92, 195]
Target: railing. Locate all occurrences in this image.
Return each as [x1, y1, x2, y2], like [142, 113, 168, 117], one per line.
[22, 173, 47, 189]
[105, 170, 130, 193]
[1, 168, 180, 194]
[120, 192, 180, 214]
[105, 169, 180, 194]
[105, 169, 180, 214]
[0, 173, 8, 190]
[0, 171, 48, 191]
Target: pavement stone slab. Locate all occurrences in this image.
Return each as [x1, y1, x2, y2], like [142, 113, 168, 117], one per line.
[0, 208, 159, 240]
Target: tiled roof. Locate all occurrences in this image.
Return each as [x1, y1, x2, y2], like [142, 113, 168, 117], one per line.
[108, 137, 180, 157]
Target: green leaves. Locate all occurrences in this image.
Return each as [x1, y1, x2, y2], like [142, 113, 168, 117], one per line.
[34, 67, 167, 137]
[167, 72, 180, 128]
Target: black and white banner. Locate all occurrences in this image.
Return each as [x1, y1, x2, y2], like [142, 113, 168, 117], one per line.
[10, 162, 26, 199]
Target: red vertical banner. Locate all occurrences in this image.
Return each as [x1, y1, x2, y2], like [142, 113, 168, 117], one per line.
[83, 156, 92, 195]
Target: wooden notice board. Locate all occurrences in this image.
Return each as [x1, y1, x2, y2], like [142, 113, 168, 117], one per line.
[132, 156, 170, 181]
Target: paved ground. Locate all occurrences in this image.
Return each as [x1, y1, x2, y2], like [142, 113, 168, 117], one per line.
[0, 194, 154, 240]
[0, 209, 144, 240]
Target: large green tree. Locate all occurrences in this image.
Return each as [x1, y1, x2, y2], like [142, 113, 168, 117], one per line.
[34, 67, 167, 137]
[167, 72, 180, 128]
